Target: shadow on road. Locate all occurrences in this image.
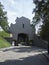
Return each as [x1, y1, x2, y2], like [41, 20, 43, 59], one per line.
[0, 54, 49, 65]
[3, 46, 45, 53]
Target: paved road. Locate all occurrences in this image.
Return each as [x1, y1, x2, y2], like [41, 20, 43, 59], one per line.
[0, 46, 49, 65]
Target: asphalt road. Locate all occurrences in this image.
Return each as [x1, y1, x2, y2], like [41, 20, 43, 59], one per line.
[0, 46, 49, 65]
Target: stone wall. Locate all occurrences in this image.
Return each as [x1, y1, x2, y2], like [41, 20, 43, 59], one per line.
[33, 35, 48, 49]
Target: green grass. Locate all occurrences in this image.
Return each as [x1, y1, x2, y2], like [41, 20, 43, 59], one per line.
[0, 31, 10, 37]
[0, 31, 11, 48]
[0, 37, 11, 48]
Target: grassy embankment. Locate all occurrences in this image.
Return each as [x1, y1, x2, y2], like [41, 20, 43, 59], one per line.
[0, 31, 11, 48]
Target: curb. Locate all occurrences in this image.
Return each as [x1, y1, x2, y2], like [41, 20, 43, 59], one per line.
[43, 53, 49, 61]
[0, 46, 15, 52]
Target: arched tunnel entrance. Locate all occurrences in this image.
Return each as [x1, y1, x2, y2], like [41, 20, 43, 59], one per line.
[17, 33, 29, 45]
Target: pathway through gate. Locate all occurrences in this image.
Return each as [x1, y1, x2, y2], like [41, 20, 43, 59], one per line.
[0, 46, 49, 65]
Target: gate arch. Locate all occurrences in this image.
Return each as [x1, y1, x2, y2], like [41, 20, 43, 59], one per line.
[17, 33, 29, 45]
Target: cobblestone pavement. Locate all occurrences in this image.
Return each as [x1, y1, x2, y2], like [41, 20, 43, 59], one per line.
[0, 46, 49, 65]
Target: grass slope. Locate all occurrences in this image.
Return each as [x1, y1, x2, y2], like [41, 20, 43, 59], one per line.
[0, 37, 11, 48]
[0, 31, 10, 37]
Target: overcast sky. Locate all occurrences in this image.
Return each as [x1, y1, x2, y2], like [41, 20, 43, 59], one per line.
[0, 0, 35, 25]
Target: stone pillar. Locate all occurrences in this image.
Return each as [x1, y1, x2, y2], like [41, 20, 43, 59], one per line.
[12, 41, 15, 46]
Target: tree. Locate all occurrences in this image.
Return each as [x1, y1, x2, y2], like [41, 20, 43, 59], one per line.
[33, 0, 49, 54]
[33, 0, 49, 23]
[0, 2, 9, 31]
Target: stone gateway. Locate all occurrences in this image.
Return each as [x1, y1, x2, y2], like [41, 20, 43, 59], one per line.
[9, 16, 35, 45]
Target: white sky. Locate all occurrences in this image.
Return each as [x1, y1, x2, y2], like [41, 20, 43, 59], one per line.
[0, 0, 35, 25]
[0, 0, 41, 33]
